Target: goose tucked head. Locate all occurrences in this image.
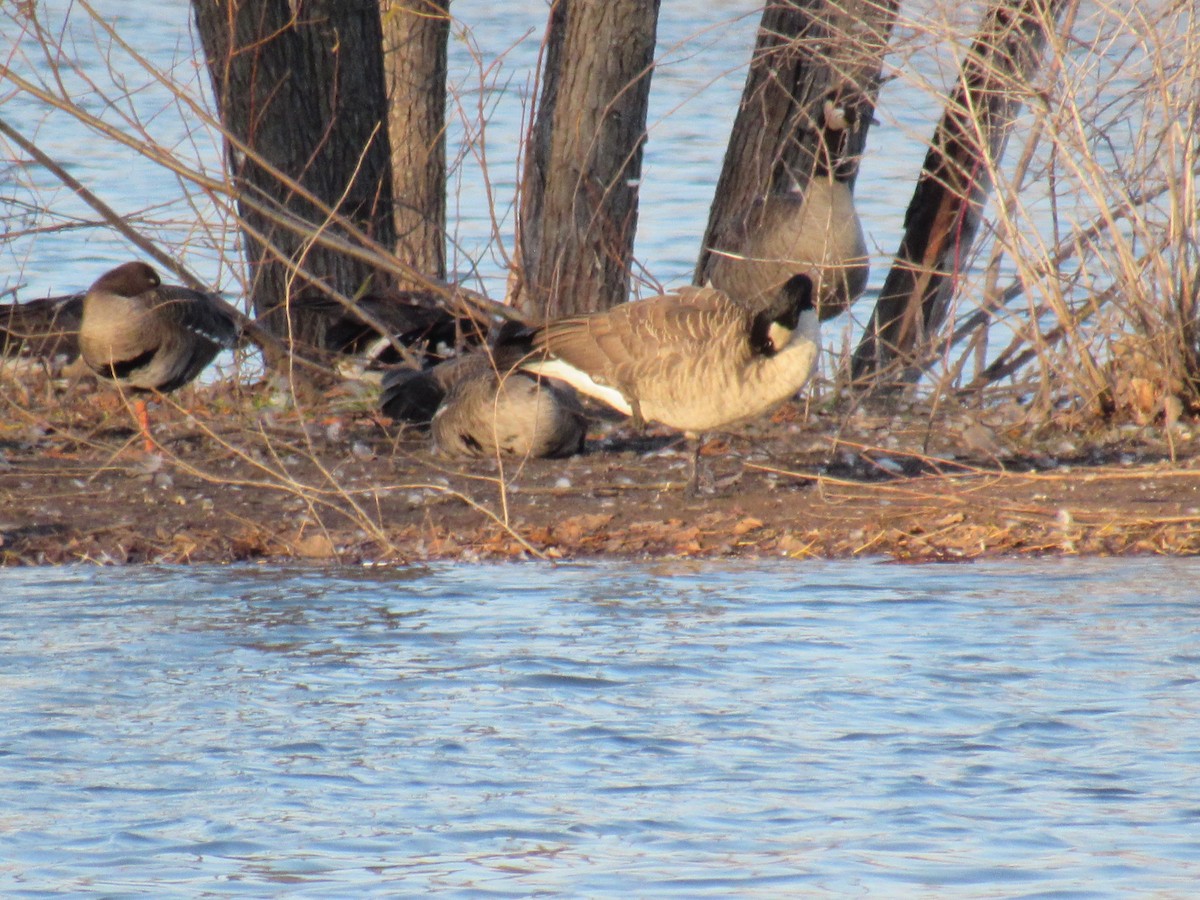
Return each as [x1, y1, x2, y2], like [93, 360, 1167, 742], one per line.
[822, 95, 855, 133]
[750, 273, 815, 357]
[816, 89, 859, 182]
[89, 261, 161, 298]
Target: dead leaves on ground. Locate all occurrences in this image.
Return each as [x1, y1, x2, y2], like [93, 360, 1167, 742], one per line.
[7, 379, 1200, 565]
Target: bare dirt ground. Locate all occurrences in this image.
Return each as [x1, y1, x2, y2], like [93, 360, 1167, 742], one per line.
[3, 374, 1200, 566]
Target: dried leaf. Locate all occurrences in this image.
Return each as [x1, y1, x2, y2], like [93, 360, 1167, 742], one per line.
[554, 513, 614, 543]
[733, 516, 764, 535]
[294, 532, 335, 559]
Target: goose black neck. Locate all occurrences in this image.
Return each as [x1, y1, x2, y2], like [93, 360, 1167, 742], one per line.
[750, 274, 813, 355]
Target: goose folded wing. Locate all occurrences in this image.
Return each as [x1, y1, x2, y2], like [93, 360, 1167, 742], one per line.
[155, 287, 240, 349]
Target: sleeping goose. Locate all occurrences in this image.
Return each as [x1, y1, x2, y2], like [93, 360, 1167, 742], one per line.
[308, 286, 488, 366]
[497, 273, 818, 493]
[79, 261, 239, 449]
[380, 353, 586, 460]
[0, 291, 83, 373]
[706, 98, 868, 320]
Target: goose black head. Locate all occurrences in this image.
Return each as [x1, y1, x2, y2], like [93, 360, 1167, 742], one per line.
[89, 261, 162, 298]
[750, 274, 814, 356]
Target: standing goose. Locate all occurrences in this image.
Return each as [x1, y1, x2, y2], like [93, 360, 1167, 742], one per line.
[79, 261, 239, 449]
[497, 273, 818, 493]
[707, 98, 868, 320]
[380, 353, 586, 460]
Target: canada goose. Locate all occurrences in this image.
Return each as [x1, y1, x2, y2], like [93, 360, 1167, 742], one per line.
[0, 291, 83, 371]
[706, 99, 868, 320]
[79, 261, 239, 449]
[497, 273, 818, 493]
[315, 288, 488, 365]
[380, 353, 586, 460]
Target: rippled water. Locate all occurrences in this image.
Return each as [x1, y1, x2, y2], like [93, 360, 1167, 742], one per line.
[2, 558, 1199, 895]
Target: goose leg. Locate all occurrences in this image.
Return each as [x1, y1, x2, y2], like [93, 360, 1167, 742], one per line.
[629, 397, 646, 433]
[135, 398, 154, 453]
[685, 433, 715, 498]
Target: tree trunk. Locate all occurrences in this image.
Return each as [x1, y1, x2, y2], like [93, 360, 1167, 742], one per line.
[696, 0, 896, 318]
[192, 0, 396, 345]
[850, 0, 1068, 386]
[514, 0, 661, 320]
[382, 0, 449, 288]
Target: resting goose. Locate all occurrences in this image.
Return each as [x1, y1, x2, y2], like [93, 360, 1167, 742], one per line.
[497, 273, 818, 493]
[380, 353, 586, 460]
[707, 98, 868, 320]
[79, 261, 238, 449]
[0, 291, 83, 371]
[312, 287, 488, 365]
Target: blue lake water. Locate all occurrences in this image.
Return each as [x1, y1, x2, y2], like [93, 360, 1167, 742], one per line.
[2, 558, 1200, 896]
[2, 0, 935, 307]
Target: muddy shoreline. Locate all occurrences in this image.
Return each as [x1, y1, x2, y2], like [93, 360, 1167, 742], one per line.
[3, 378, 1199, 567]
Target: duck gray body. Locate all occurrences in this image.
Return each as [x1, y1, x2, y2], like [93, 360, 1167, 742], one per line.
[381, 353, 586, 459]
[505, 275, 819, 436]
[79, 262, 238, 393]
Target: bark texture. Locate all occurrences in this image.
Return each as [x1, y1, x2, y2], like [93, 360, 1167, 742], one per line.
[696, 0, 897, 317]
[382, 0, 449, 287]
[192, 0, 396, 344]
[851, 0, 1067, 384]
[515, 0, 661, 320]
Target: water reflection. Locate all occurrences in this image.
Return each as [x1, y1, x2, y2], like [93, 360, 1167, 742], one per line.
[2, 558, 1199, 894]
